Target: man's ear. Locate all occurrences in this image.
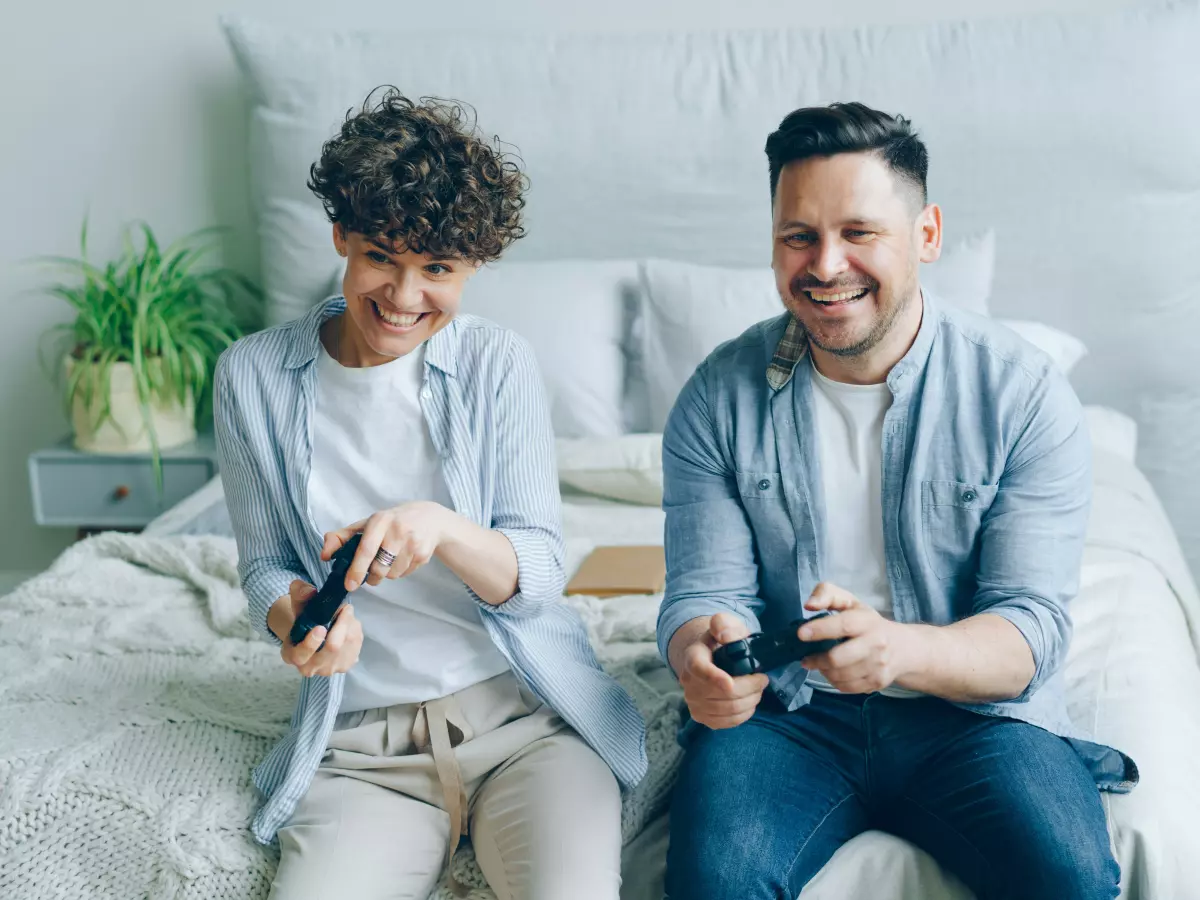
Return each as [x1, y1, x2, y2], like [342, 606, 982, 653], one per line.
[918, 203, 943, 264]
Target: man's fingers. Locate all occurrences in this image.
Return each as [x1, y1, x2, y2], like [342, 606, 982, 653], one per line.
[709, 612, 750, 645]
[804, 581, 861, 613]
[682, 642, 735, 691]
[799, 608, 874, 642]
[807, 634, 874, 670]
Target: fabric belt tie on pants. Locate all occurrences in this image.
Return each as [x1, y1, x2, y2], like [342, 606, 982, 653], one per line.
[410, 693, 471, 888]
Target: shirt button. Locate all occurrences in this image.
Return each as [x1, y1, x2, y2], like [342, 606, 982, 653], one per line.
[962, 489, 977, 503]
[758, 479, 772, 491]
[420, 387, 431, 400]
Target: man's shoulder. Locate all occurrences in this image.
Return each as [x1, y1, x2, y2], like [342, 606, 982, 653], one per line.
[932, 302, 1059, 385]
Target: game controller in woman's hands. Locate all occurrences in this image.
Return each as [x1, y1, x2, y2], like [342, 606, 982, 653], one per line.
[288, 533, 362, 648]
[711, 611, 846, 677]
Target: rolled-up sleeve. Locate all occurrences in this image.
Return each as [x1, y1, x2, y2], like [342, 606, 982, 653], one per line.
[657, 363, 765, 667]
[473, 333, 566, 618]
[214, 354, 307, 644]
[972, 366, 1091, 701]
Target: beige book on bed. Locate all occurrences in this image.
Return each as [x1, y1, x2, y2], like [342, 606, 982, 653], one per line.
[566, 546, 666, 597]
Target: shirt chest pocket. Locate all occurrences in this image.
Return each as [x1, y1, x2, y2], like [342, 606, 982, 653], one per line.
[736, 470, 785, 502]
[921, 480, 999, 580]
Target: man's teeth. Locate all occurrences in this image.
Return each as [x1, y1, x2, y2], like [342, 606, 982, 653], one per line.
[375, 302, 424, 327]
[808, 289, 868, 303]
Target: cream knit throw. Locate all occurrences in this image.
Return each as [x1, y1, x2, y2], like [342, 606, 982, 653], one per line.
[0, 533, 681, 899]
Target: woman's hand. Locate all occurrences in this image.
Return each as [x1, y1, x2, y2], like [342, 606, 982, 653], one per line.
[268, 579, 364, 677]
[322, 501, 453, 591]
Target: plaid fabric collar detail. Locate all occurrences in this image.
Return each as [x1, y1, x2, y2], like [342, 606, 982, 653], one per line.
[766, 315, 809, 390]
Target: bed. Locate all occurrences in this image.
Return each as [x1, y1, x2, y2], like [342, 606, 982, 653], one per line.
[2, 425, 1199, 899]
[5, 3, 1200, 899]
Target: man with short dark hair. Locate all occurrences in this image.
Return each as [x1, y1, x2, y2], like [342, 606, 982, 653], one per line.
[659, 103, 1135, 900]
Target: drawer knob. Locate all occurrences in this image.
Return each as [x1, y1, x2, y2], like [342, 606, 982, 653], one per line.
[113, 485, 131, 501]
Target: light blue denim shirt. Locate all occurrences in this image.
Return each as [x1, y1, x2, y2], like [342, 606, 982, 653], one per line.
[657, 292, 1136, 791]
[216, 297, 647, 843]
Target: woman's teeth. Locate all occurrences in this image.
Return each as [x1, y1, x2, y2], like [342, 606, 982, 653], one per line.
[373, 301, 426, 327]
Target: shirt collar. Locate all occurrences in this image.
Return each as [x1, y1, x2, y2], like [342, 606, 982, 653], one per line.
[282, 296, 459, 377]
[765, 290, 939, 391]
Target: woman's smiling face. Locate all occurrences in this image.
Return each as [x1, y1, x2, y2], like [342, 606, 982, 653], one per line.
[332, 225, 477, 366]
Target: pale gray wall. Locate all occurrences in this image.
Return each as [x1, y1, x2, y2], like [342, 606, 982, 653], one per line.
[0, 0, 1144, 572]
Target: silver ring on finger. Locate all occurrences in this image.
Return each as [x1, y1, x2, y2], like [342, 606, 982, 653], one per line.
[373, 547, 397, 568]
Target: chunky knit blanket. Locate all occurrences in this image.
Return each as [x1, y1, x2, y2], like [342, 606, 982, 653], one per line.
[0, 533, 681, 900]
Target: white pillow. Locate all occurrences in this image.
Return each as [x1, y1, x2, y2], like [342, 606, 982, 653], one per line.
[922, 230, 996, 317]
[329, 259, 637, 439]
[1083, 405, 1138, 463]
[466, 260, 638, 439]
[995, 319, 1089, 376]
[556, 433, 663, 506]
[634, 231, 996, 431]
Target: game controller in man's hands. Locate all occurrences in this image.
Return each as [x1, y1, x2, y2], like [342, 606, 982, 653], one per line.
[711, 611, 847, 677]
[288, 533, 362, 648]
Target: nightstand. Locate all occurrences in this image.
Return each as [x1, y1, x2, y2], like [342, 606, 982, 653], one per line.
[28, 433, 219, 536]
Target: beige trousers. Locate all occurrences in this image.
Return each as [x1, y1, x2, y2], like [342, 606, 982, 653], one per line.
[268, 671, 623, 900]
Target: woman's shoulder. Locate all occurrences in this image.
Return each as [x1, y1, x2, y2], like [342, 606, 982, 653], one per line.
[451, 313, 537, 372]
[217, 319, 305, 377]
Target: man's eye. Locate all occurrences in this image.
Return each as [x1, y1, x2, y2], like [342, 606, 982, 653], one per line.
[366, 251, 391, 264]
[785, 233, 815, 246]
[846, 230, 874, 241]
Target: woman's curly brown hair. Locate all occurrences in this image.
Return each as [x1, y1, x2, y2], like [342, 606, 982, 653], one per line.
[308, 87, 528, 263]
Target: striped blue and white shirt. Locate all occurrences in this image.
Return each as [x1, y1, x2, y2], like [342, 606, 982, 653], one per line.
[215, 297, 648, 843]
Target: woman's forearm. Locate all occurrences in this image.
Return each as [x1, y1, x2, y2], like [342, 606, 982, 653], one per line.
[435, 508, 521, 605]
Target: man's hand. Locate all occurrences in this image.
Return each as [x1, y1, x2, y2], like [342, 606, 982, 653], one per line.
[670, 613, 770, 730]
[799, 582, 923, 694]
[267, 579, 364, 678]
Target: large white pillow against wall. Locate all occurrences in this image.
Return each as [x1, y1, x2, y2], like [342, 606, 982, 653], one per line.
[464, 260, 637, 438]
[635, 231, 997, 431]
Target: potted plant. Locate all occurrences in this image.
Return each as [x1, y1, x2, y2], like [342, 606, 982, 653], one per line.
[39, 220, 260, 474]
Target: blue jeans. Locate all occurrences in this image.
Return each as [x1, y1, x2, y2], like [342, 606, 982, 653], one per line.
[664, 690, 1119, 900]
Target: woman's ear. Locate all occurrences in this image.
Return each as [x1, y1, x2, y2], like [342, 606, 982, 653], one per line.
[333, 223, 348, 258]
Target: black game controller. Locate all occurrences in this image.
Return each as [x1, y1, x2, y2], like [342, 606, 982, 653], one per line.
[288, 533, 363, 648]
[711, 611, 846, 677]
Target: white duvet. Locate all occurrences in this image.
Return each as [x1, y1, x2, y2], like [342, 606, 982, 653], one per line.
[1, 450, 1198, 899]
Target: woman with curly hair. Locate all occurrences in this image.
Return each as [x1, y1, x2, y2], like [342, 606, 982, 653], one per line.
[214, 88, 646, 900]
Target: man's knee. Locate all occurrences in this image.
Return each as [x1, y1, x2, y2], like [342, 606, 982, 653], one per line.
[1018, 829, 1119, 900]
[665, 823, 782, 900]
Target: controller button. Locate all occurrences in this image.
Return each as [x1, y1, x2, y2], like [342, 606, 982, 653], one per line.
[757, 479, 771, 491]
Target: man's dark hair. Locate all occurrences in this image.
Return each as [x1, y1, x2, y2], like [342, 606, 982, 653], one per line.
[764, 102, 928, 208]
[308, 87, 528, 263]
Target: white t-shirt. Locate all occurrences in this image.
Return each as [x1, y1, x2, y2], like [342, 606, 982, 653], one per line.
[307, 341, 510, 712]
[805, 359, 921, 699]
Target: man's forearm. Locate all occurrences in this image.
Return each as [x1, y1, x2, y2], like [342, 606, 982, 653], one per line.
[894, 613, 1035, 703]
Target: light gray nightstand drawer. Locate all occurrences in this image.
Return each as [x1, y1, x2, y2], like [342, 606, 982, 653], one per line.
[30, 456, 215, 527]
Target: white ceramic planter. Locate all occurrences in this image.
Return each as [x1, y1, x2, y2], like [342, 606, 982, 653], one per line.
[67, 358, 196, 454]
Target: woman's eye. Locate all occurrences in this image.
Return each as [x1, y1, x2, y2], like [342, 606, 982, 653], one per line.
[426, 264, 450, 275]
[366, 251, 391, 264]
